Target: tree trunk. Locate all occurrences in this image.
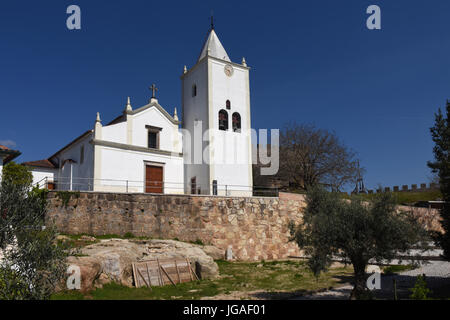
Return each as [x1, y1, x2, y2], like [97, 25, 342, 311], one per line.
[350, 262, 368, 300]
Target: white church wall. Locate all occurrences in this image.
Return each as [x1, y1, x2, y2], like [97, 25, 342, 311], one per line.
[182, 59, 212, 194]
[54, 133, 94, 191]
[101, 122, 127, 144]
[94, 146, 184, 194]
[91, 101, 184, 194]
[58, 161, 72, 191]
[131, 107, 182, 152]
[208, 59, 253, 196]
[210, 131, 253, 196]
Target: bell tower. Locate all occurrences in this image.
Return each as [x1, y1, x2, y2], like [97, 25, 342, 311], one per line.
[181, 25, 253, 196]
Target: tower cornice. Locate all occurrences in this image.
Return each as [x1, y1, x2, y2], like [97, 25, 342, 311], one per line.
[180, 55, 250, 80]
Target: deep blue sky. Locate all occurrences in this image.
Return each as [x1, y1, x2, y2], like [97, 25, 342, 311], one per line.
[1, 0, 449, 190]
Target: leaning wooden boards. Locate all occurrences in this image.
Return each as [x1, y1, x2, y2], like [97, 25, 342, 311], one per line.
[132, 258, 198, 288]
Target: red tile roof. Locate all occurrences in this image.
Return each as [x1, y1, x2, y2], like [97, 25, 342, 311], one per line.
[0, 145, 21, 164]
[22, 159, 56, 169]
[0, 145, 11, 151]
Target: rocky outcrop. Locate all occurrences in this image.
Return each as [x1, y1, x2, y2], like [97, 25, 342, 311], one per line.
[133, 240, 220, 280]
[65, 239, 219, 292]
[199, 245, 225, 260]
[67, 256, 102, 292]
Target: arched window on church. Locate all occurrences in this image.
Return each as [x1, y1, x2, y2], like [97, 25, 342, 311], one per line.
[232, 112, 241, 132]
[226, 100, 231, 110]
[219, 109, 228, 131]
[192, 84, 197, 97]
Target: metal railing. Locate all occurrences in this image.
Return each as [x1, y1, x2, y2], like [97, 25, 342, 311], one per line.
[34, 177, 51, 189]
[33, 176, 279, 197]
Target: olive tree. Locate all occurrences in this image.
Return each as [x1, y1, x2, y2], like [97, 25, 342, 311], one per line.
[0, 162, 68, 300]
[291, 187, 428, 299]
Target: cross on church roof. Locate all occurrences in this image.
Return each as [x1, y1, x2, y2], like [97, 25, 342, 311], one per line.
[150, 84, 158, 99]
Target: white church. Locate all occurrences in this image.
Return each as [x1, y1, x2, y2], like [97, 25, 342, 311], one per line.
[23, 25, 254, 197]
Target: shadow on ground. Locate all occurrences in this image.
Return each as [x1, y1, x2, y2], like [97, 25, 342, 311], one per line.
[249, 274, 355, 300]
[292, 273, 450, 300]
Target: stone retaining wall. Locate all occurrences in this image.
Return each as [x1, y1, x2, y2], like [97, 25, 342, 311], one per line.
[45, 191, 442, 262]
[397, 205, 443, 234]
[46, 192, 305, 261]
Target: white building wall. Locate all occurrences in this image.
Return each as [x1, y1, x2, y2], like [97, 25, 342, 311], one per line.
[52, 133, 95, 191]
[94, 146, 184, 194]
[30, 168, 56, 188]
[101, 122, 127, 144]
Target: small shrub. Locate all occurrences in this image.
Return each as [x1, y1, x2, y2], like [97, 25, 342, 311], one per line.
[96, 234, 121, 239]
[123, 232, 135, 239]
[56, 191, 80, 208]
[383, 265, 415, 275]
[30, 186, 49, 207]
[1, 161, 33, 187]
[409, 275, 432, 300]
[193, 239, 204, 246]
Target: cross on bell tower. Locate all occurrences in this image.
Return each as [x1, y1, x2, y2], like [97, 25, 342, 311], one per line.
[149, 84, 158, 99]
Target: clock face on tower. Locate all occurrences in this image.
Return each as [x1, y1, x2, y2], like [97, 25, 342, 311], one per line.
[224, 64, 234, 77]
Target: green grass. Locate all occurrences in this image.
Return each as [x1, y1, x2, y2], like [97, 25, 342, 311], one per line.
[192, 239, 205, 246]
[342, 190, 442, 205]
[59, 234, 212, 252]
[59, 233, 152, 245]
[382, 264, 416, 275]
[392, 190, 442, 205]
[51, 260, 353, 300]
[62, 233, 152, 241]
[52, 281, 220, 300]
[57, 233, 155, 255]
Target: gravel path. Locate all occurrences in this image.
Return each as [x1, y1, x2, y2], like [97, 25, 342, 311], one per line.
[294, 285, 354, 300]
[401, 260, 450, 278]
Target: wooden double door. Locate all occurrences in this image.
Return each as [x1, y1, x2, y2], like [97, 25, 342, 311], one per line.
[145, 165, 163, 193]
